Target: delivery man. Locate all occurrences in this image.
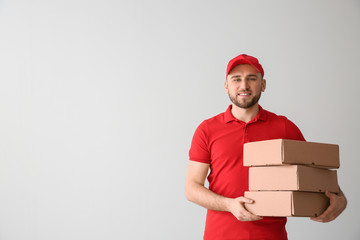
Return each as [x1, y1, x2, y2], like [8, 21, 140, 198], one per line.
[185, 54, 347, 240]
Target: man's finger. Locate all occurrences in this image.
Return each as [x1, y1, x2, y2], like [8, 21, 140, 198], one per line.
[241, 213, 263, 221]
[310, 201, 336, 222]
[239, 197, 254, 204]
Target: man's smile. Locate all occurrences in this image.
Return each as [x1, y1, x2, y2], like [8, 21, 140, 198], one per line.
[238, 92, 252, 97]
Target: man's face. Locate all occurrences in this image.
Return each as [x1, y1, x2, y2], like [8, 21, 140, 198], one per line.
[224, 64, 266, 109]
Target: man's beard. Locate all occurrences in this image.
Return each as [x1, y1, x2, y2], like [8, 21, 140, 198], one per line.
[228, 91, 262, 109]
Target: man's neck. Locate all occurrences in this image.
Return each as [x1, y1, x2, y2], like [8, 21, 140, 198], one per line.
[231, 103, 259, 123]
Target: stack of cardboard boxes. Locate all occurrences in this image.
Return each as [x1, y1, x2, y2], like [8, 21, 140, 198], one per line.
[243, 139, 340, 217]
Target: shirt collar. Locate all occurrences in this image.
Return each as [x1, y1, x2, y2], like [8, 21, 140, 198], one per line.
[224, 104, 267, 123]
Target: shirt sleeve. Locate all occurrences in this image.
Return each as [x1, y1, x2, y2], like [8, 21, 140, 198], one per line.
[284, 117, 306, 141]
[188, 121, 211, 164]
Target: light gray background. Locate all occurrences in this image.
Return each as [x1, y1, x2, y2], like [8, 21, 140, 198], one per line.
[0, 0, 359, 239]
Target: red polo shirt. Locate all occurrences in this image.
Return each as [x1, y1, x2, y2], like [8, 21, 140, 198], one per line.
[189, 105, 305, 240]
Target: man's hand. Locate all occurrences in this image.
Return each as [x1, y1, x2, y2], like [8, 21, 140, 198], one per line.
[226, 197, 263, 221]
[311, 189, 347, 223]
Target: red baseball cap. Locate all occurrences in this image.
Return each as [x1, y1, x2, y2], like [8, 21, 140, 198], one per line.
[226, 54, 264, 77]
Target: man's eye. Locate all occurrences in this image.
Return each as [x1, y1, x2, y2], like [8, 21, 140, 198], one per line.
[249, 78, 256, 81]
[234, 79, 241, 82]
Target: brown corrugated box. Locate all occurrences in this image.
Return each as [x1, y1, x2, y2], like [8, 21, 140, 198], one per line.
[243, 139, 339, 169]
[249, 165, 339, 193]
[244, 191, 330, 217]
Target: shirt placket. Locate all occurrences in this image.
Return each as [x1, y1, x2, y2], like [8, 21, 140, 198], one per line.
[244, 123, 249, 143]
[244, 118, 259, 143]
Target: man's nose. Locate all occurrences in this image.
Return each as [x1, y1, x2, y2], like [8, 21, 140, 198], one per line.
[239, 79, 249, 90]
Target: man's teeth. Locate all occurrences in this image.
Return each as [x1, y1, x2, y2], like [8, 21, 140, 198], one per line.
[239, 93, 250, 96]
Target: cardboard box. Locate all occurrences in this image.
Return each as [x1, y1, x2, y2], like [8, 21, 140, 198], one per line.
[244, 191, 329, 217]
[249, 165, 339, 193]
[243, 139, 339, 169]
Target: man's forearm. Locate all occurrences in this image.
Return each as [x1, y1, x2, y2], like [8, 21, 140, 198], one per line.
[185, 160, 261, 221]
[185, 181, 231, 212]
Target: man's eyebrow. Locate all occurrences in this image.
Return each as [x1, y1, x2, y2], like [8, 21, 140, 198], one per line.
[230, 75, 242, 79]
[230, 74, 258, 79]
[246, 74, 259, 78]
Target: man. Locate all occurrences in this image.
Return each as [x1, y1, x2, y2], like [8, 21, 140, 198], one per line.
[185, 54, 347, 240]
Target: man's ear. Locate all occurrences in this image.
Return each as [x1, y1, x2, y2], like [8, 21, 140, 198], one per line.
[224, 80, 229, 94]
[261, 79, 266, 92]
